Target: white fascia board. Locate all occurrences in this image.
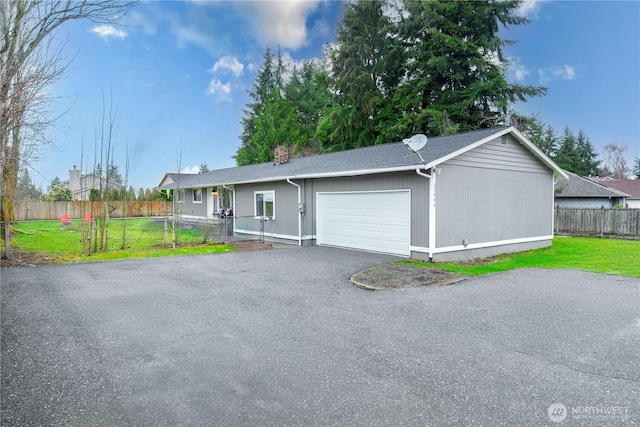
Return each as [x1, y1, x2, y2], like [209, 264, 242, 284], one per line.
[211, 164, 428, 187]
[507, 127, 569, 179]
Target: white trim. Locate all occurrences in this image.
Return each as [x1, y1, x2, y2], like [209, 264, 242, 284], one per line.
[193, 188, 203, 204]
[234, 229, 299, 241]
[287, 178, 302, 246]
[422, 127, 568, 179]
[302, 234, 316, 241]
[254, 190, 275, 220]
[410, 246, 431, 254]
[432, 235, 553, 254]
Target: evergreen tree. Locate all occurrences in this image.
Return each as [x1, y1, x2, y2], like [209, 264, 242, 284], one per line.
[574, 130, 599, 176]
[515, 114, 557, 157]
[127, 185, 137, 201]
[554, 127, 580, 173]
[395, 0, 546, 136]
[16, 168, 42, 200]
[236, 47, 277, 165]
[285, 60, 333, 152]
[326, 0, 393, 150]
[137, 187, 146, 201]
[50, 176, 62, 189]
[633, 157, 640, 179]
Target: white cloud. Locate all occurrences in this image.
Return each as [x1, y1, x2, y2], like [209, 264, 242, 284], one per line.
[539, 65, 577, 83]
[210, 56, 244, 77]
[205, 79, 232, 102]
[123, 11, 156, 35]
[553, 65, 576, 80]
[516, 0, 547, 17]
[90, 25, 128, 40]
[182, 165, 200, 174]
[235, 1, 321, 49]
[509, 60, 530, 82]
[174, 24, 216, 53]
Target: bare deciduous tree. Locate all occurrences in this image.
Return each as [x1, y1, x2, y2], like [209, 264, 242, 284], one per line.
[1, 0, 136, 257]
[599, 143, 631, 179]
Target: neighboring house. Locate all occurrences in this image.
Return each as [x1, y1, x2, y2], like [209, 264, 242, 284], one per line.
[156, 172, 195, 188]
[159, 127, 567, 261]
[554, 171, 630, 208]
[56, 167, 124, 200]
[586, 177, 640, 208]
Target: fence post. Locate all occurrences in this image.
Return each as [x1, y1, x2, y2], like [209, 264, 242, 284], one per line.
[599, 206, 604, 238]
[2, 222, 9, 260]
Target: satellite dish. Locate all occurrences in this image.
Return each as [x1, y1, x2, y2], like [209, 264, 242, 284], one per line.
[403, 134, 427, 163]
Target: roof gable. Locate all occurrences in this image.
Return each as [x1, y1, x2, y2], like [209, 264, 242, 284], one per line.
[160, 127, 566, 189]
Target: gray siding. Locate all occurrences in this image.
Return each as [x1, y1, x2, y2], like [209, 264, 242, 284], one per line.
[177, 187, 209, 217]
[436, 137, 553, 248]
[308, 171, 430, 248]
[234, 181, 299, 237]
[446, 134, 549, 173]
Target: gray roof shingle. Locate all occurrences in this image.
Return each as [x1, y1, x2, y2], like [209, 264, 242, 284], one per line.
[555, 171, 632, 198]
[160, 127, 552, 189]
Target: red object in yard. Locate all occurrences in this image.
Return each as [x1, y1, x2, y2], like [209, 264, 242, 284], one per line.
[59, 214, 72, 227]
[84, 212, 92, 222]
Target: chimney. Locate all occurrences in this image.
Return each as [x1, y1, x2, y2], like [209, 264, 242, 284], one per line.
[69, 168, 81, 195]
[274, 146, 289, 165]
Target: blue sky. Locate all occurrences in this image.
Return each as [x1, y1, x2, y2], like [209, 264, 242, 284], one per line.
[38, 0, 639, 191]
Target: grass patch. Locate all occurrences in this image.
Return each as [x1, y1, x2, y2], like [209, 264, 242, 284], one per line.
[3, 218, 234, 264]
[399, 236, 640, 278]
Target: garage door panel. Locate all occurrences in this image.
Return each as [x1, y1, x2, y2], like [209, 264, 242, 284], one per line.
[317, 191, 411, 256]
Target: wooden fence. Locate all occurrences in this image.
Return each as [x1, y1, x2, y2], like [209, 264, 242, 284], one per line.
[14, 200, 173, 221]
[554, 207, 640, 237]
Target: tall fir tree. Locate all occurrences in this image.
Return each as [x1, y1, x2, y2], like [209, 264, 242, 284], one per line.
[394, 0, 546, 136]
[554, 127, 580, 173]
[285, 60, 333, 152]
[325, 0, 393, 150]
[574, 130, 599, 176]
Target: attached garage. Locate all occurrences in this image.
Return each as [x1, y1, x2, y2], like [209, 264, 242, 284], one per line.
[160, 127, 568, 261]
[316, 190, 411, 256]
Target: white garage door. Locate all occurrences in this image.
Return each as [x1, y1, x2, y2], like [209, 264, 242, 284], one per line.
[316, 190, 411, 256]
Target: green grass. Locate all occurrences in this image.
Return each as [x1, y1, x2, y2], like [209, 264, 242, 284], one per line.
[4, 218, 234, 263]
[399, 236, 640, 278]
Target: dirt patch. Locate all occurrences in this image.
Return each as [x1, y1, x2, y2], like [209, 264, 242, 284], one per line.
[351, 262, 468, 290]
[1, 251, 62, 268]
[231, 241, 273, 251]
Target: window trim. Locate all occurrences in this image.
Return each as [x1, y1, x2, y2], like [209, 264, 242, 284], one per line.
[254, 190, 275, 219]
[193, 188, 203, 203]
[177, 189, 186, 204]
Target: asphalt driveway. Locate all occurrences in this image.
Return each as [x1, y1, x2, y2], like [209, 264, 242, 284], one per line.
[2, 247, 639, 426]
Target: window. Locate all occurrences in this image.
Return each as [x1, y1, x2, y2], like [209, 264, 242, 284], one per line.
[254, 190, 275, 219]
[193, 188, 202, 203]
[177, 189, 185, 203]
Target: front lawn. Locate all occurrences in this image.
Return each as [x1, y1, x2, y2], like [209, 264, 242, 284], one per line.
[2, 218, 234, 264]
[399, 236, 640, 278]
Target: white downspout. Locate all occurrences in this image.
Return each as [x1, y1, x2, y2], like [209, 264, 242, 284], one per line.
[416, 167, 436, 262]
[286, 178, 302, 246]
[223, 184, 235, 232]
